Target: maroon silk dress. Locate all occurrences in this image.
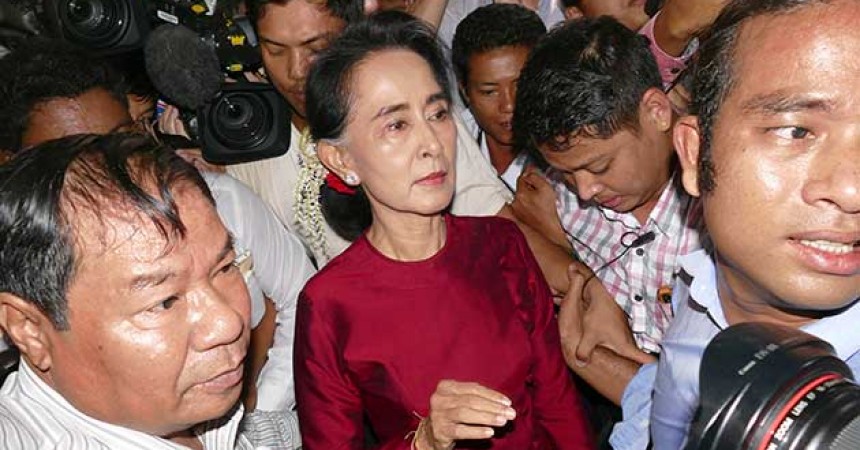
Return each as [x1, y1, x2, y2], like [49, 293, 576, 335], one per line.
[294, 215, 594, 449]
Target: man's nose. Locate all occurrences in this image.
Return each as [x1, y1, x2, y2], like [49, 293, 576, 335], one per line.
[190, 286, 248, 351]
[802, 144, 860, 214]
[573, 172, 601, 202]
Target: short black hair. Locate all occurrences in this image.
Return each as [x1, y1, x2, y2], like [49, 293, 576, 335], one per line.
[691, 0, 827, 193]
[249, 0, 364, 26]
[512, 16, 661, 168]
[0, 38, 127, 152]
[306, 11, 451, 241]
[451, 4, 546, 85]
[0, 133, 213, 330]
[559, 0, 581, 7]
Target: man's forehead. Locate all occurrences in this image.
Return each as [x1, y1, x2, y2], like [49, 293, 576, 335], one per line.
[258, 0, 344, 40]
[724, 2, 860, 109]
[69, 202, 182, 267]
[65, 182, 218, 266]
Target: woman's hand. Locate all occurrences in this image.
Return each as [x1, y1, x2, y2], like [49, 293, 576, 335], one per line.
[415, 380, 516, 450]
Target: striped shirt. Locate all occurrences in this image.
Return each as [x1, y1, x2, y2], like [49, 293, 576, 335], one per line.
[553, 172, 704, 353]
[0, 360, 253, 449]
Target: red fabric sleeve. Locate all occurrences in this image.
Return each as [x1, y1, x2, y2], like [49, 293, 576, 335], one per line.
[294, 291, 416, 450]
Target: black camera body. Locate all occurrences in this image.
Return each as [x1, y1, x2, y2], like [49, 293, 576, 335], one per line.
[41, 0, 149, 53]
[686, 322, 860, 450]
[149, 0, 260, 75]
[40, 0, 290, 165]
[199, 81, 291, 164]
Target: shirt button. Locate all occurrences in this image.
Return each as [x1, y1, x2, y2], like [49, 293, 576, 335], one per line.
[634, 294, 643, 302]
[635, 248, 645, 256]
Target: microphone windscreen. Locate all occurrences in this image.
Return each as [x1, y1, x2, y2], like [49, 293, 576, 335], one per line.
[144, 24, 222, 110]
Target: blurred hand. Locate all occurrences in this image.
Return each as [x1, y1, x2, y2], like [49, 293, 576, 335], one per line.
[512, 168, 569, 249]
[157, 104, 190, 139]
[415, 380, 516, 450]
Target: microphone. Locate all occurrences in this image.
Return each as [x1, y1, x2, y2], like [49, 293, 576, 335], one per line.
[628, 231, 656, 248]
[144, 24, 222, 110]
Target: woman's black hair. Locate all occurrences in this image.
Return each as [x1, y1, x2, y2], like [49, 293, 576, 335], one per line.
[305, 10, 452, 242]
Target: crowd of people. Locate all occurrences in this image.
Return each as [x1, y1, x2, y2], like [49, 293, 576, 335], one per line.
[0, 0, 859, 449]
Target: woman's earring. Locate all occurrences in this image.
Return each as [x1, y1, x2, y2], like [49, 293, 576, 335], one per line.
[344, 172, 359, 186]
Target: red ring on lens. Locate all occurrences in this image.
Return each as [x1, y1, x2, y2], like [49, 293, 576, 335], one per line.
[756, 373, 842, 450]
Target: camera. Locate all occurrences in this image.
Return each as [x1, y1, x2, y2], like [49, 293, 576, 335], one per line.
[41, 0, 149, 53]
[40, 0, 290, 164]
[685, 322, 860, 450]
[41, 0, 258, 71]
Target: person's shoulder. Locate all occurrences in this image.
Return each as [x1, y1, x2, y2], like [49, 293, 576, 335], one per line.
[0, 394, 55, 448]
[458, 214, 520, 230]
[450, 215, 523, 243]
[300, 238, 371, 302]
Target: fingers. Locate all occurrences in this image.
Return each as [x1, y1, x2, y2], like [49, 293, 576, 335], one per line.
[575, 327, 599, 364]
[427, 380, 516, 446]
[611, 345, 658, 366]
[435, 380, 512, 407]
[558, 264, 587, 367]
[158, 105, 190, 139]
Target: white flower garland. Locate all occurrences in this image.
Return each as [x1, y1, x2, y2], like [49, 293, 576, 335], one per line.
[293, 127, 330, 262]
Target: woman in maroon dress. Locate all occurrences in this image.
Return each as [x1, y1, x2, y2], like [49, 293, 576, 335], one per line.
[294, 12, 594, 450]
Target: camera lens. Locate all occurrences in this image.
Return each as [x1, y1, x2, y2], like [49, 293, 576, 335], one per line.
[686, 323, 860, 450]
[210, 91, 272, 150]
[67, 0, 98, 26]
[59, 0, 129, 49]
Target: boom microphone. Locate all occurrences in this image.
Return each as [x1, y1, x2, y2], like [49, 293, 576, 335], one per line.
[144, 23, 221, 110]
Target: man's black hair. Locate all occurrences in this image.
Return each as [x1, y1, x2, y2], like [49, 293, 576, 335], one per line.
[0, 133, 214, 330]
[451, 3, 546, 85]
[559, 0, 581, 7]
[248, 0, 364, 25]
[512, 16, 661, 168]
[0, 38, 127, 152]
[691, 0, 828, 193]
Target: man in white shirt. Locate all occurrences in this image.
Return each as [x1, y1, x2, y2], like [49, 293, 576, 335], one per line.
[451, 3, 546, 193]
[0, 39, 315, 449]
[0, 133, 253, 449]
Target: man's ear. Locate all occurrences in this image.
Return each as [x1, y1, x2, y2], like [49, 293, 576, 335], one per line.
[0, 293, 54, 371]
[317, 141, 356, 181]
[563, 6, 584, 21]
[458, 81, 471, 108]
[674, 115, 702, 198]
[640, 87, 674, 134]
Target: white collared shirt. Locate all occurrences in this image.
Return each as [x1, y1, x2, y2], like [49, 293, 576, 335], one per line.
[0, 360, 252, 449]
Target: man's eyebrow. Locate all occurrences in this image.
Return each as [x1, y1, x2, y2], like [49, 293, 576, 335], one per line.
[260, 31, 333, 48]
[130, 271, 175, 292]
[216, 234, 236, 263]
[129, 236, 234, 291]
[741, 92, 836, 115]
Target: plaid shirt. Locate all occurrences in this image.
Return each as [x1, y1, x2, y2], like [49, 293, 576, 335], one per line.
[552, 172, 704, 353]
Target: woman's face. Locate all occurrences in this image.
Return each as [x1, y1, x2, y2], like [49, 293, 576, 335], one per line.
[339, 49, 457, 221]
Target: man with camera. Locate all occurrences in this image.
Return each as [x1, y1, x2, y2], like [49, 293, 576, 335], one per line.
[610, 0, 860, 448]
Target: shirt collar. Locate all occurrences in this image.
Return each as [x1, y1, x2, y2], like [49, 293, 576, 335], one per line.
[678, 250, 860, 361]
[14, 360, 243, 449]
